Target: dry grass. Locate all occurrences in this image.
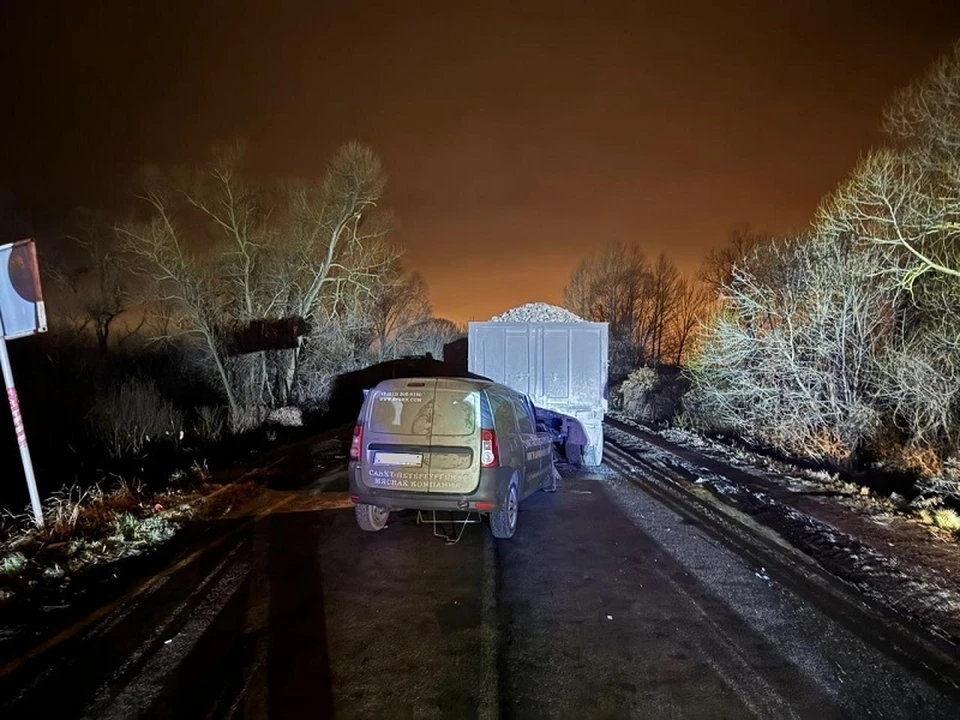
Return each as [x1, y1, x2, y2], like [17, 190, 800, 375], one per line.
[933, 508, 960, 532]
[898, 442, 944, 477]
[0, 471, 259, 609]
[0, 480, 160, 557]
[916, 503, 960, 537]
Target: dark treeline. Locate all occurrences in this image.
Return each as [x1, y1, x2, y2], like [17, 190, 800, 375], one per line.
[1, 142, 464, 508]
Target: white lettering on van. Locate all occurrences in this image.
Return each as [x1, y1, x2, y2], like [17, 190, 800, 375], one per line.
[368, 468, 469, 491]
[525, 447, 551, 461]
[376, 391, 424, 402]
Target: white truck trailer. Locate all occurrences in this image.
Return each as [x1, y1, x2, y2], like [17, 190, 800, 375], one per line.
[467, 321, 609, 466]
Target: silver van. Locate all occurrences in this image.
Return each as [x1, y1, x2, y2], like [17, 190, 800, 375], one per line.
[348, 377, 556, 538]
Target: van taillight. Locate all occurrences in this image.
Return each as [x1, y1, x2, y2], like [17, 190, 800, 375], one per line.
[350, 425, 363, 460]
[481, 429, 499, 468]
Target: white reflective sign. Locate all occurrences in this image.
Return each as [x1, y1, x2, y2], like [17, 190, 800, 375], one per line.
[0, 239, 47, 340]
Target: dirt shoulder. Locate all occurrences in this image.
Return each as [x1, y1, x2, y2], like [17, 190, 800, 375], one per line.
[0, 423, 352, 659]
[605, 414, 960, 647]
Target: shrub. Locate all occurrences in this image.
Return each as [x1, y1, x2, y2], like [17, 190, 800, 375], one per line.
[620, 368, 658, 419]
[917, 503, 960, 534]
[228, 405, 267, 434]
[194, 405, 227, 443]
[88, 376, 184, 458]
[620, 367, 691, 424]
[0, 552, 28, 577]
[898, 442, 944, 478]
[690, 238, 891, 464]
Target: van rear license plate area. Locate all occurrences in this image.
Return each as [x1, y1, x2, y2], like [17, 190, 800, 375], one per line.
[374, 452, 423, 467]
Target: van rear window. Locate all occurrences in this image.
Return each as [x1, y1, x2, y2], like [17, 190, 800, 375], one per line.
[369, 389, 478, 436]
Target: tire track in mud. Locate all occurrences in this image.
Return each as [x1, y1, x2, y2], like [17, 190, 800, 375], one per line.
[601, 425, 960, 699]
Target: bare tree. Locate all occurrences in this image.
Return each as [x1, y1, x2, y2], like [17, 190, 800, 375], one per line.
[698, 225, 766, 292]
[671, 277, 711, 366]
[688, 40, 960, 468]
[368, 260, 432, 361]
[647, 253, 681, 364]
[566, 244, 704, 372]
[818, 149, 960, 291]
[275, 142, 395, 401]
[691, 235, 895, 464]
[408, 317, 465, 358]
[47, 209, 137, 351]
[116, 184, 240, 418]
[821, 41, 960, 291]
[565, 242, 651, 377]
[884, 39, 960, 168]
[118, 141, 398, 422]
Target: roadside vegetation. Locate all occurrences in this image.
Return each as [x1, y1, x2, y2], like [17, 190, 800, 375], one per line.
[568, 41, 960, 541]
[0, 141, 464, 606]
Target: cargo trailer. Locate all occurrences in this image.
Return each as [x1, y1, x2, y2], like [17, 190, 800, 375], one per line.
[467, 321, 609, 466]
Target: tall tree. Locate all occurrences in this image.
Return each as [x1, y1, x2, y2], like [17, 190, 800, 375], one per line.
[48, 209, 135, 351]
[823, 40, 960, 290]
[698, 225, 766, 292]
[564, 242, 651, 377]
[647, 252, 681, 364]
[368, 260, 432, 361]
[671, 277, 711, 366]
[117, 141, 398, 420]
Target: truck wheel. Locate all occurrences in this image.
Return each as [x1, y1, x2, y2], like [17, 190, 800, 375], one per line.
[566, 443, 583, 467]
[490, 477, 519, 539]
[355, 503, 390, 532]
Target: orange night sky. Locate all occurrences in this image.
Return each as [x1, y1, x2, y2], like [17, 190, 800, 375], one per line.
[3, 1, 960, 323]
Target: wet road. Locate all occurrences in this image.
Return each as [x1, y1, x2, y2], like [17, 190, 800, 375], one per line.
[1, 461, 959, 719]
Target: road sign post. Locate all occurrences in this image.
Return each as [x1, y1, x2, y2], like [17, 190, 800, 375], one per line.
[0, 335, 42, 526]
[1, 239, 47, 527]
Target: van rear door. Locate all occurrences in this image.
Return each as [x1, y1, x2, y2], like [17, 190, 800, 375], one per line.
[361, 380, 481, 494]
[425, 380, 481, 494]
[362, 380, 436, 493]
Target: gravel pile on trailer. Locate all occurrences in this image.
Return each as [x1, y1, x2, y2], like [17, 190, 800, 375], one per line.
[490, 302, 585, 323]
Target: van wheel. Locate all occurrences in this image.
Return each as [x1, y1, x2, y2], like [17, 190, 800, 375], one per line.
[490, 477, 519, 539]
[565, 442, 583, 467]
[355, 504, 390, 532]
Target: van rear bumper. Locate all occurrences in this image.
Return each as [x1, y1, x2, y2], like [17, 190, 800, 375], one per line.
[348, 462, 511, 512]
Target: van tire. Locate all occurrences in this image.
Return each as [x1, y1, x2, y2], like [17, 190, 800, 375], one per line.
[565, 442, 583, 467]
[490, 477, 519, 539]
[355, 504, 390, 532]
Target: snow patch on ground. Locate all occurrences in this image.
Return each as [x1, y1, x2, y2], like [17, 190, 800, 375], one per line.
[604, 417, 960, 642]
[611, 413, 837, 494]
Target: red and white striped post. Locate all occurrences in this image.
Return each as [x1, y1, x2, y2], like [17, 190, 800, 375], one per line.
[0, 334, 43, 526]
[0, 239, 46, 527]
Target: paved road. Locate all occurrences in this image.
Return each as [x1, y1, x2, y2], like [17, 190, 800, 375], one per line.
[1, 461, 958, 719]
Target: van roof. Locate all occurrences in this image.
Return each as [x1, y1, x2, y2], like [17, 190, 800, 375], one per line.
[372, 376, 497, 392]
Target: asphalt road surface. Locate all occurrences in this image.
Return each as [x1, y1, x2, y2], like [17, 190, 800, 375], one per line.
[1, 460, 959, 719]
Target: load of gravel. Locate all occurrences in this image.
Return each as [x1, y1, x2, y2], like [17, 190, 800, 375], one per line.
[490, 302, 585, 323]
